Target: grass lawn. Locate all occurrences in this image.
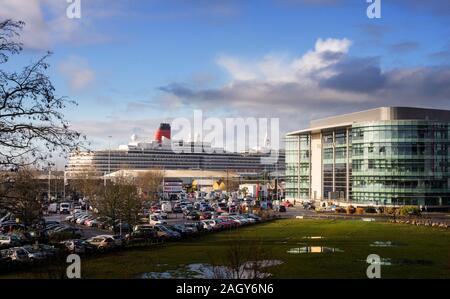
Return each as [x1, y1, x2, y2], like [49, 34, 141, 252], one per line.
[2, 219, 449, 279]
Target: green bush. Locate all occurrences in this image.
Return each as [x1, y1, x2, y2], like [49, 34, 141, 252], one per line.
[399, 205, 421, 216]
[355, 207, 365, 215]
[365, 207, 377, 214]
[335, 207, 346, 213]
[385, 207, 397, 215]
[346, 205, 356, 214]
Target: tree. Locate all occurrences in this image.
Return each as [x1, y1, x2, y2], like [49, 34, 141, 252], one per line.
[70, 165, 101, 202]
[0, 168, 43, 225]
[0, 19, 83, 169]
[136, 169, 165, 202]
[92, 175, 142, 233]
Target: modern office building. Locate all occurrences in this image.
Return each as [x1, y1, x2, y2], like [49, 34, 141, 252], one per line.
[286, 107, 450, 208]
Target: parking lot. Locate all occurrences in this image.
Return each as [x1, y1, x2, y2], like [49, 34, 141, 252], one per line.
[1, 196, 282, 272]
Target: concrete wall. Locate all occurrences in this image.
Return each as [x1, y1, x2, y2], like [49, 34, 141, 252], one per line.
[310, 132, 322, 200]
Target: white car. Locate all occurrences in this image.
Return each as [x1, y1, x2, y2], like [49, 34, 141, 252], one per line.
[200, 221, 213, 231]
[152, 210, 168, 219]
[149, 215, 167, 226]
[3, 247, 29, 262]
[76, 215, 90, 225]
[95, 234, 124, 247]
[60, 202, 71, 214]
[0, 234, 21, 247]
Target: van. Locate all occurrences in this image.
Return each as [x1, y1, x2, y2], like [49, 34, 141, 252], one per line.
[48, 203, 59, 214]
[161, 201, 172, 213]
[60, 203, 71, 214]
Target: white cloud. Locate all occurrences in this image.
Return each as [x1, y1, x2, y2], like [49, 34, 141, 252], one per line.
[59, 56, 95, 91]
[0, 0, 51, 49]
[0, 0, 117, 50]
[216, 38, 351, 84]
[160, 37, 450, 133]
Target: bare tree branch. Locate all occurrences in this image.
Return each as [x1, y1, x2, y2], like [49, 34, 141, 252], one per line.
[0, 19, 86, 169]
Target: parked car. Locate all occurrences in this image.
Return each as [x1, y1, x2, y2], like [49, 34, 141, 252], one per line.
[0, 234, 21, 248]
[35, 244, 59, 258]
[246, 213, 262, 221]
[153, 225, 181, 240]
[22, 245, 47, 261]
[170, 224, 195, 237]
[49, 226, 83, 239]
[95, 234, 125, 247]
[86, 217, 110, 228]
[183, 223, 200, 234]
[186, 211, 201, 220]
[60, 240, 95, 254]
[152, 210, 168, 219]
[80, 215, 96, 226]
[60, 202, 71, 214]
[126, 228, 158, 244]
[47, 203, 59, 214]
[2, 247, 29, 263]
[76, 214, 90, 225]
[200, 221, 213, 231]
[208, 219, 225, 230]
[0, 222, 25, 233]
[172, 206, 183, 213]
[149, 215, 167, 226]
[86, 236, 117, 251]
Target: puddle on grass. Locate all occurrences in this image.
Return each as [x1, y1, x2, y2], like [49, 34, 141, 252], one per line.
[141, 260, 284, 279]
[302, 236, 324, 240]
[287, 247, 343, 254]
[362, 258, 433, 266]
[370, 241, 398, 247]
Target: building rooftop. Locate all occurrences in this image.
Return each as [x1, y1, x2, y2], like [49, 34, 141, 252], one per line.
[287, 106, 450, 136]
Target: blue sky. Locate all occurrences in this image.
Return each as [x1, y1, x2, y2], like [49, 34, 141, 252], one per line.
[1, 0, 450, 156]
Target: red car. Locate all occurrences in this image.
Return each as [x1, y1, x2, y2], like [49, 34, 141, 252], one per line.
[200, 212, 212, 220]
[217, 216, 239, 228]
[150, 205, 161, 213]
[282, 201, 294, 208]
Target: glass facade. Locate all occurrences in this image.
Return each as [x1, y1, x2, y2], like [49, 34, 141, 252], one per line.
[285, 134, 310, 200]
[322, 129, 351, 200]
[351, 120, 450, 206]
[286, 119, 450, 206]
[285, 136, 299, 199]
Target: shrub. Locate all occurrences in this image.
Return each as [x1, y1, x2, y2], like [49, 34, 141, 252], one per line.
[346, 205, 356, 214]
[355, 207, 365, 214]
[385, 207, 397, 215]
[399, 206, 421, 216]
[365, 207, 377, 214]
[335, 207, 346, 213]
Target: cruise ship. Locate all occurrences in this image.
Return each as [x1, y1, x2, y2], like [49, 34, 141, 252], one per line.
[66, 123, 285, 177]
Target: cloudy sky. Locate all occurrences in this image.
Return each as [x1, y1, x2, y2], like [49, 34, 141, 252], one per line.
[1, 0, 450, 158]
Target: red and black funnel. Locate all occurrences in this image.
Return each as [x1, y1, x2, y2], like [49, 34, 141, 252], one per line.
[155, 123, 171, 143]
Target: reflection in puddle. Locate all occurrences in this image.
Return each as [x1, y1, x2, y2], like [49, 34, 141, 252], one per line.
[367, 258, 393, 266]
[142, 260, 284, 279]
[287, 247, 343, 254]
[370, 241, 398, 247]
[362, 258, 432, 266]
